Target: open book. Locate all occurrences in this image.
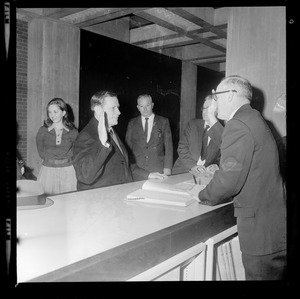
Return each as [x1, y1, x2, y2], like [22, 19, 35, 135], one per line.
[125, 180, 196, 207]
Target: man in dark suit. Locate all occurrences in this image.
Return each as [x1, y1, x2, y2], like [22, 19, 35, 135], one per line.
[125, 94, 173, 175]
[172, 95, 224, 175]
[188, 75, 286, 280]
[73, 90, 166, 191]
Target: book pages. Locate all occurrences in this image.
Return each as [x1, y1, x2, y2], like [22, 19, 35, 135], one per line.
[125, 180, 195, 207]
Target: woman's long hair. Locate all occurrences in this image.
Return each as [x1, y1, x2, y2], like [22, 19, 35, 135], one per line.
[44, 98, 74, 130]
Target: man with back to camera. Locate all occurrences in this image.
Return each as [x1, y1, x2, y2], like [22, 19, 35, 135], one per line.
[188, 75, 286, 280]
[125, 94, 173, 175]
[73, 90, 166, 191]
[172, 94, 224, 175]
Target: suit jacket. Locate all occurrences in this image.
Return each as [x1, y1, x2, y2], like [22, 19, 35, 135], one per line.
[125, 114, 173, 173]
[172, 119, 223, 174]
[199, 104, 286, 255]
[73, 117, 149, 191]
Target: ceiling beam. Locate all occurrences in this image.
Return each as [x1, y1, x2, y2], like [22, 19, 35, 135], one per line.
[134, 10, 226, 53]
[197, 58, 226, 64]
[17, 7, 227, 71]
[76, 7, 149, 28]
[16, 8, 43, 19]
[185, 54, 226, 63]
[133, 11, 187, 35]
[165, 7, 227, 39]
[42, 8, 89, 18]
[131, 24, 227, 46]
[148, 35, 226, 53]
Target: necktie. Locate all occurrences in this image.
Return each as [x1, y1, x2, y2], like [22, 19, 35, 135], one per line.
[201, 125, 210, 160]
[109, 129, 123, 154]
[144, 117, 149, 142]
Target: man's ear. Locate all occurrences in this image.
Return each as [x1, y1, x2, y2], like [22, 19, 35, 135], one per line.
[227, 92, 235, 103]
[94, 105, 102, 114]
[94, 105, 104, 121]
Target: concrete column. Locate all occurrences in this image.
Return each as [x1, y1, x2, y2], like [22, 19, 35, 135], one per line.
[27, 19, 80, 176]
[179, 61, 198, 137]
[226, 7, 286, 136]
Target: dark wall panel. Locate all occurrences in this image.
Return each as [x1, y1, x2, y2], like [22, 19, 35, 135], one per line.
[196, 67, 224, 119]
[79, 30, 182, 161]
[79, 30, 223, 163]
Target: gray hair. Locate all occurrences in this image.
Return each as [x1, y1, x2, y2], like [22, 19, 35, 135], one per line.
[137, 94, 152, 104]
[221, 75, 252, 101]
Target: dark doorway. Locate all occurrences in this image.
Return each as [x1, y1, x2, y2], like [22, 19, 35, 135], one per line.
[196, 67, 224, 119]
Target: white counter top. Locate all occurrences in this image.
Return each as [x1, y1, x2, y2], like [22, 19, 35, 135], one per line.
[17, 173, 231, 282]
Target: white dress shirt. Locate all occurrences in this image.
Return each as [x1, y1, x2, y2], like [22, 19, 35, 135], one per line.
[141, 113, 155, 143]
[228, 107, 240, 121]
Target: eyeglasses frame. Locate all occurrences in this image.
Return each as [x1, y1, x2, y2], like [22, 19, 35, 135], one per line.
[212, 89, 237, 101]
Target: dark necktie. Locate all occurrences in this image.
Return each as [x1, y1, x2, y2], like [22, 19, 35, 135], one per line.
[109, 129, 123, 154]
[201, 125, 210, 160]
[144, 117, 149, 141]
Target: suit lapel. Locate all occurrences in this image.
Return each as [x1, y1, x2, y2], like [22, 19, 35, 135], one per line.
[196, 120, 205, 152]
[197, 120, 219, 165]
[205, 134, 220, 165]
[137, 117, 148, 143]
[91, 118, 129, 166]
[115, 132, 130, 165]
[147, 115, 158, 144]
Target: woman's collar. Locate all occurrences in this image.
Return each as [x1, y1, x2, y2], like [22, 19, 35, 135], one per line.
[48, 124, 69, 132]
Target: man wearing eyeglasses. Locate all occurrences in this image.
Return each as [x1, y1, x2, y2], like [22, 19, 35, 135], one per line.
[188, 75, 286, 280]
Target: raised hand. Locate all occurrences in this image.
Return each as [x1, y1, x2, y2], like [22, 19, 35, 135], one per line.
[95, 105, 108, 146]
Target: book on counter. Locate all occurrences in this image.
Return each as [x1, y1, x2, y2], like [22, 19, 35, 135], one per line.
[125, 180, 196, 207]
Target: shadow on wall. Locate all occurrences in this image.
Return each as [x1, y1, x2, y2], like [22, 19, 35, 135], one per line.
[251, 86, 265, 114]
[251, 86, 286, 182]
[66, 103, 78, 130]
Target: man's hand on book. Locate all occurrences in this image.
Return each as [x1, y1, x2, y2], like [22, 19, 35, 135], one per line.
[148, 172, 167, 180]
[187, 184, 206, 202]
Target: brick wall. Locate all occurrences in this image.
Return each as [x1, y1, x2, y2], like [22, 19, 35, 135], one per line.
[16, 19, 28, 161]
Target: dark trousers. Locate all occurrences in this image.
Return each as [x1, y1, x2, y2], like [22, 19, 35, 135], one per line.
[242, 250, 286, 280]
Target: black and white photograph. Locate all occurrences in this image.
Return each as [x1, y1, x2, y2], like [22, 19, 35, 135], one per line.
[4, 1, 296, 295]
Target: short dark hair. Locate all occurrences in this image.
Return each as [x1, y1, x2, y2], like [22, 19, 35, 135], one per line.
[90, 90, 117, 111]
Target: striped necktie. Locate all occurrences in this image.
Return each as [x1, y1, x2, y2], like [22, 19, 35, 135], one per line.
[109, 129, 123, 154]
[201, 125, 210, 160]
